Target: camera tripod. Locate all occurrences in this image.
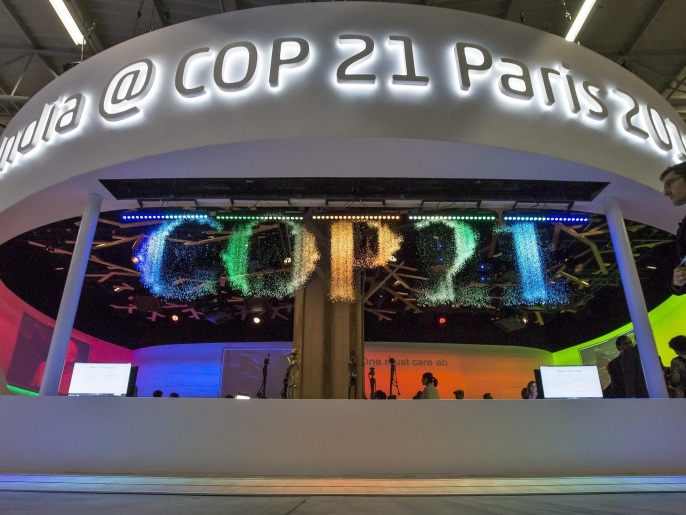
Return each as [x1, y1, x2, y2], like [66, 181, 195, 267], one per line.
[389, 356, 400, 398]
[256, 353, 270, 398]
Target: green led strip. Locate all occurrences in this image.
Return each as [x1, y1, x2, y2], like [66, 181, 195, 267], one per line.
[7, 385, 39, 396]
[215, 215, 303, 220]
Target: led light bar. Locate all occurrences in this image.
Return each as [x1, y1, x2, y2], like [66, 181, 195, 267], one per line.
[121, 213, 209, 221]
[312, 214, 401, 220]
[49, 0, 85, 46]
[502, 212, 589, 224]
[565, 0, 598, 43]
[215, 214, 303, 221]
[408, 213, 497, 221]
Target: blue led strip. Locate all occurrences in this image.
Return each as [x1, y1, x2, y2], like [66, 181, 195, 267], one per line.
[122, 213, 209, 221]
[135, 218, 224, 301]
[408, 214, 497, 221]
[502, 213, 589, 224]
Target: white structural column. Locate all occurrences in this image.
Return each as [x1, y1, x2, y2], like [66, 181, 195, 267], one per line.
[603, 196, 669, 398]
[39, 193, 102, 396]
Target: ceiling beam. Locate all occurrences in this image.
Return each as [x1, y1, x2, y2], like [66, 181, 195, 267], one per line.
[601, 50, 686, 61]
[0, 0, 59, 78]
[503, 0, 521, 22]
[622, 0, 667, 59]
[219, 0, 238, 12]
[0, 46, 84, 59]
[152, 0, 171, 27]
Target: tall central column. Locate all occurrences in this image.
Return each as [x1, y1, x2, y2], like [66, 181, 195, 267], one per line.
[292, 218, 364, 399]
[293, 273, 364, 399]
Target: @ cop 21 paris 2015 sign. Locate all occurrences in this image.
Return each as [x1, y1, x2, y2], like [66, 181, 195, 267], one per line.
[2, 33, 686, 173]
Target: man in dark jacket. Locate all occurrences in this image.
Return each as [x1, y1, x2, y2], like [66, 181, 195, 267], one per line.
[608, 335, 649, 398]
[660, 161, 686, 295]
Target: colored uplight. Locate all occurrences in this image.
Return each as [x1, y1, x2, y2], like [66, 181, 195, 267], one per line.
[438, 317, 447, 324]
[312, 214, 401, 220]
[122, 213, 209, 221]
[409, 213, 497, 221]
[503, 212, 589, 224]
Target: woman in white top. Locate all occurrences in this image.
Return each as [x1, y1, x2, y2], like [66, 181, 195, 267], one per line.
[421, 372, 440, 399]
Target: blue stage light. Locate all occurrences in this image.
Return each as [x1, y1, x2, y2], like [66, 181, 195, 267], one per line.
[502, 212, 589, 224]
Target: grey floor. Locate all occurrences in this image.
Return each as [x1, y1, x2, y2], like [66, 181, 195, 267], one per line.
[3, 492, 686, 514]
[3, 475, 686, 514]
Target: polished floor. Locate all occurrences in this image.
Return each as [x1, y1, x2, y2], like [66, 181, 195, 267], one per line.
[2, 475, 686, 514]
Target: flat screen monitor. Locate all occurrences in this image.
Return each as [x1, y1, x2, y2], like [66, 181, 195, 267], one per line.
[539, 365, 603, 399]
[68, 363, 132, 397]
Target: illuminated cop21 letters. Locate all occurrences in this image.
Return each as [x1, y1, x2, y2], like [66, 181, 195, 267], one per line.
[2, 33, 686, 173]
[135, 217, 563, 308]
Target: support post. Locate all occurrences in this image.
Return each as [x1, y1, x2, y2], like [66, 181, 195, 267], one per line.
[603, 196, 669, 398]
[39, 193, 102, 396]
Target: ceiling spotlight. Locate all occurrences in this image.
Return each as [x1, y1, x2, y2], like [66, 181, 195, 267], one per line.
[253, 316, 261, 324]
[171, 314, 179, 322]
[283, 257, 292, 265]
[438, 317, 447, 325]
[131, 256, 139, 264]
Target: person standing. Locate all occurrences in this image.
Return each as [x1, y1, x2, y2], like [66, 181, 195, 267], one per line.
[617, 335, 649, 398]
[668, 335, 686, 398]
[660, 161, 686, 294]
[526, 381, 538, 399]
[420, 372, 439, 399]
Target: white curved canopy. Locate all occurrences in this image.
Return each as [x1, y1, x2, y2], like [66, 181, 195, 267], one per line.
[0, 3, 684, 242]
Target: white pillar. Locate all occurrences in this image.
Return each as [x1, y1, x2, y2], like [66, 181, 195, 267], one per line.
[603, 196, 669, 398]
[39, 193, 102, 396]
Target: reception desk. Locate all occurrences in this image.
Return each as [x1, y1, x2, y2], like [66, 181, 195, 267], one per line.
[0, 397, 684, 477]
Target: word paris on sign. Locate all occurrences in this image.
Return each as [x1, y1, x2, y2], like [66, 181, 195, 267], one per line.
[2, 34, 685, 172]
